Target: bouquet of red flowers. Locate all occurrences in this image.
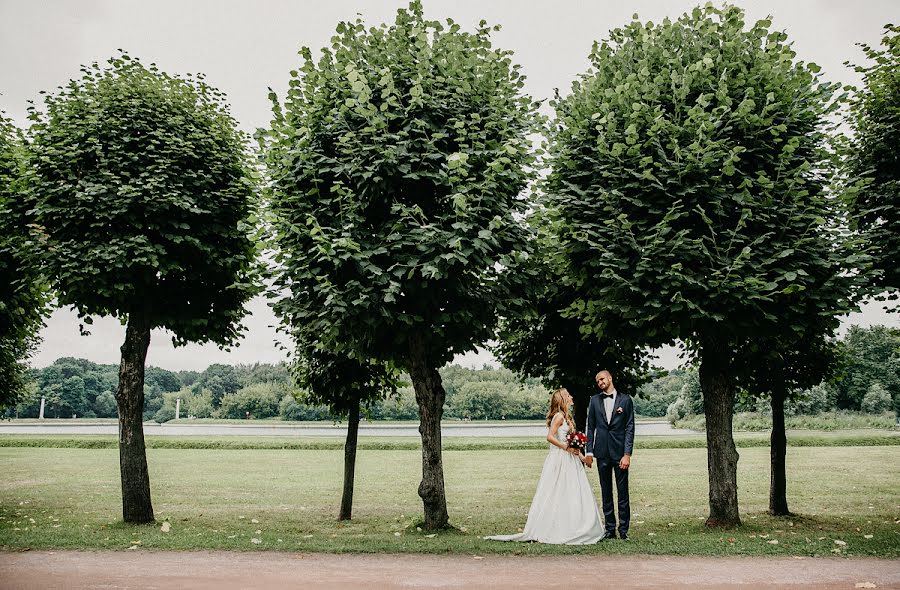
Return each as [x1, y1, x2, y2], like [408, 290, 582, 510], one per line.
[566, 430, 587, 451]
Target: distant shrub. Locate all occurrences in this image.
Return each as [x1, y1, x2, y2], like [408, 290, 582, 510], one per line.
[153, 406, 176, 423]
[861, 383, 893, 414]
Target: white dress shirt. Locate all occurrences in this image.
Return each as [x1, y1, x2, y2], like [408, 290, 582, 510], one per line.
[604, 389, 617, 422]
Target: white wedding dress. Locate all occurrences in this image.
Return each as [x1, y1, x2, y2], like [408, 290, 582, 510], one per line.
[485, 422, 605, 544]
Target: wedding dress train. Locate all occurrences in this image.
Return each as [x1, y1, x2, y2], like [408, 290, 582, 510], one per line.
[485, 423, 605, 544]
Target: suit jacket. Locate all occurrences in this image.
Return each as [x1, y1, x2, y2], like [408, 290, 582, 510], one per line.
[586, 391, 635, 463]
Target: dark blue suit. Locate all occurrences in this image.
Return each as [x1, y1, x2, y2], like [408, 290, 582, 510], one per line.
[586, 390, 635, 537]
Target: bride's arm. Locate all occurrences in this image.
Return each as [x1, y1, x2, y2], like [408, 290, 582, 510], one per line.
[545, 413, 571, 451]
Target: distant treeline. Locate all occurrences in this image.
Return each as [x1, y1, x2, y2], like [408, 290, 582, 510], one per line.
[7, 325, 897, 423]
[638, 325, 900, 422]
[7, 361, 550, 422]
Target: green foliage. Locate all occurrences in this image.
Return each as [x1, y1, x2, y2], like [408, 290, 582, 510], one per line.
[546, 5, 862, 354]
[0, 113, 48, 407]
[861, 382, 893, 414]
[152, 405, 176, 424]
[292, 345, 397, 418]
[21, 53, 261, 345]
[494, 210, 651, 415]
[215, 383, 284, 419]
[262, 1, 541, 367]
[371, 387, 419, 420]
[179, 387, 214, 419]
[93, 391, 117, 418]
[844, 24, 900, 295]
[635, 369, 688, 417]
[789, 382, 837, 415]
[278, 394, 329, 421]
[666, 369, 703, 422]
[192, 363, 242, 406]
[833, 325, 900, 410]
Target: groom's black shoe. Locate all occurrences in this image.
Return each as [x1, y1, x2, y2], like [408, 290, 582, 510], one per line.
[600, 532, 617, 541]
[619, 532, 629, 541]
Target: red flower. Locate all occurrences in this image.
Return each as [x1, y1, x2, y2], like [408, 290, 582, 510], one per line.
[566, 431, 587, 450]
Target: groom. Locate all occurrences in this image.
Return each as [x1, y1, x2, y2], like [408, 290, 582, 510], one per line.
[584, 370, 635, 540]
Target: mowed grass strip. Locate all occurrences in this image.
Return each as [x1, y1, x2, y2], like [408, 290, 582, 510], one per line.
[0, 429, 897, 450]
[1, 446, 897, 556]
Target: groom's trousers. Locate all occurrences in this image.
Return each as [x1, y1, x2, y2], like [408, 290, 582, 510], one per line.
[598, 460, 630, 537]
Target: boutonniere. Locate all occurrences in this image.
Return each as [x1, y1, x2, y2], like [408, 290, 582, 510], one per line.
[616, 407, 624, 415]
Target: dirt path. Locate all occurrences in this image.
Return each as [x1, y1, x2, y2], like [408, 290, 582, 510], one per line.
[2, 551, 899, 589]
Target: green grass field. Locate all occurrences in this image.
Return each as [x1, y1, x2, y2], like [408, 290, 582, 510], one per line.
[0, 429, 897, 450]
[1, 444, 898, 556]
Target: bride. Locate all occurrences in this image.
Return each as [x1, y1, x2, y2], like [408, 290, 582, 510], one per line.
[485, 388, 604, 544]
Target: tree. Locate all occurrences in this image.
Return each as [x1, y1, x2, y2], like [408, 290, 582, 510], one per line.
[262, 2, 540, 529]
[23, 54, 260, 523]
[861, 382, 892, 414]
[738, 333, 841, 516]
[494, 212, 651, 431]
[545, 6, 861, 526]
[844, 25, 900, 300]
[834, 325, 900, 410]
[0, 113, 47, 408]
[193, 363, 242, 407]
[293, 347, 396, 520]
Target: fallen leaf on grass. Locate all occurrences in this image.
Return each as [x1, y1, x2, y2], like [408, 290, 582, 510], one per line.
[864, 535, 873, 539]
[160, 522, 171, 533]
[251, 538, 261, 545]
[394, 532, 401, 537]
[127, 545, 138, 551]
[473, 556, 484, 560]
[425, 534, 436, 538]
[834, 540, 847, 546]
[251, 519, 259, 524]
[767, 540, 779, 545]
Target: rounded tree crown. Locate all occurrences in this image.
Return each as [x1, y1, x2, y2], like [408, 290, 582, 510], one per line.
[25, 54, 261, 346]
[546, 5, 862, 349]
[264, 1, 541, 366]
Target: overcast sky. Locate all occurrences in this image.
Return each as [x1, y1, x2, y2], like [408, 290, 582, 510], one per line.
[2, 0, 897, 371]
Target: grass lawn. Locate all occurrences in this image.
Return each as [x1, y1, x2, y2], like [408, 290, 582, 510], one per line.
[1, 445, 898, 556]
[0, 429, 897, 450]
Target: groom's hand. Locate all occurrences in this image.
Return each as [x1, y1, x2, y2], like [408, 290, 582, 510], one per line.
[584, 456, 593, 468]
[619, 454, 631, 470]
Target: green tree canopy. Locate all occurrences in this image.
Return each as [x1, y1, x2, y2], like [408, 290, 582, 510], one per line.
[545, 5, 863, 526]
[22, 53, 261, 523]
[494, 211, 651, 430]
[262, 2, 540, 529]
[0, 114, 48, 407]
[845, 24, 900, 298]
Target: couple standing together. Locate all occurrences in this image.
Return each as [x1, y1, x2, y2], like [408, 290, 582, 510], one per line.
[487, 370, 635, 544]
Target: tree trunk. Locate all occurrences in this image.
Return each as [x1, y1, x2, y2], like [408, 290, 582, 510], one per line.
[407, 334, 450, 531]
[115, 310, 154, 524]
[699, 341, 741, 527]
[769, 386, 791, 516]
[339, 396, 361, 521]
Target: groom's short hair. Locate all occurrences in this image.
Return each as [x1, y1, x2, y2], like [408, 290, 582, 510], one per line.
[596, 370, 612, 380]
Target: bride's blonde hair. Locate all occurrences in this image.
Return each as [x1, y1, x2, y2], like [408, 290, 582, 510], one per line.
[546, 388, 576, 431]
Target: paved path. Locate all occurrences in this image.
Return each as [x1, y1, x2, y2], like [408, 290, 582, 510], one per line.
[0, 421, 694, 437]
[1, 551, 898, 589]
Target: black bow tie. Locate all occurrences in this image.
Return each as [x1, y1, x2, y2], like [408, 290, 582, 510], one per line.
[600, 393, 614, 399]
